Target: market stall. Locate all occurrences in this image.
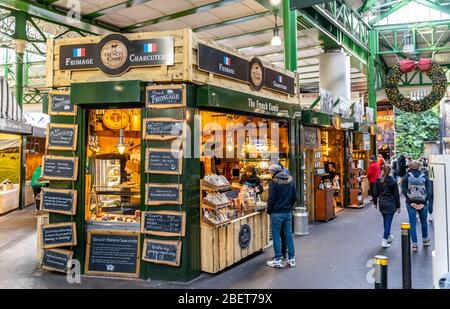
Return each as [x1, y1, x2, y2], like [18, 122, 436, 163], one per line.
[42, 29, 298, 280]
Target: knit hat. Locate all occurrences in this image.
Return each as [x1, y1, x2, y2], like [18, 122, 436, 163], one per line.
[245, 165, 256, 173]
[269, 164, 283, 175]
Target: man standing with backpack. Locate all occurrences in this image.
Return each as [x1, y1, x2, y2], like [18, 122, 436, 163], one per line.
[401, 160, 432, 252]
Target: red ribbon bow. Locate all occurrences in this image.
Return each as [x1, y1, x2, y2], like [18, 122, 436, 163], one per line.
[399, 58, 432, 73]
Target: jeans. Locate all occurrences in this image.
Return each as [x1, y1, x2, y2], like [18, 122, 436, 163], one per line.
[382, 213, 394, 240]
[406, 204, 429, 244]
[271, 212, 295, 260]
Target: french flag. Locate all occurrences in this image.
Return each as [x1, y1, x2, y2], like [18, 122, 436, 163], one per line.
[144, 43, 157, 53]
[277, 75, 283, 83]
[223, 56, 231, 66]
[72, 48, 85, 57]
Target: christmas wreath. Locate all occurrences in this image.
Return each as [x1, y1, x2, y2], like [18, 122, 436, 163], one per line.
[385, 58, 447, 113]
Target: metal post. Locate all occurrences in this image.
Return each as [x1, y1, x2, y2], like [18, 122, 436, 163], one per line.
[374, 255, 388, 289]
[368, 30, 377, 123]
[283, 0, 298, 72]
[401, 222, 412, 289]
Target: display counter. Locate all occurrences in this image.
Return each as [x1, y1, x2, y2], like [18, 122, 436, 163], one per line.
[0, 184, 19, 214]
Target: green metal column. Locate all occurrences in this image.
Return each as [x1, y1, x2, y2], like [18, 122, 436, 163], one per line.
[283, 0, 298, 71]
[368, 30, 377, 122]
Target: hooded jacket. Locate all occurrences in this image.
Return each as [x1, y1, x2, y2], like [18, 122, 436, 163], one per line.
[267, 171, 297, 214]
[373, 175, 400, 214]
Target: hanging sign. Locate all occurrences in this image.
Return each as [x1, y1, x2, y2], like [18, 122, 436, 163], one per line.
[145, 148, 182, 175]
[46, 123, 78, 151]
[42, 155, 78, 181]
[85, 230, 140, 278]
[0, 119, 32, 135]
[42, 222, 77, 249]
[141, 211, 186, 237]
[145, 184, 182, 205]
[40, 249, 73, 273]
[264, 67, 295, 95]
[143, 118, 185, 140]
[146, 84, 186, 108]
[59, 34, 174, 76]
[142, 239, 182, 267]
[303, 126, 320, 148]
[48, 91, 77, 116]
[40, 188, 77, 215]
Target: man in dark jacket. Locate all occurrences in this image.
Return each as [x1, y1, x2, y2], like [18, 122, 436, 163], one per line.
[397, 154, 407, 181]
[401, 160, 432, 251]
[239, 166, 263, 194]
[266, 164, 297, 268]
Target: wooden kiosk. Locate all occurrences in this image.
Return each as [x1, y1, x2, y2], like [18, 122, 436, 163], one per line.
[43, 29, 299, 281]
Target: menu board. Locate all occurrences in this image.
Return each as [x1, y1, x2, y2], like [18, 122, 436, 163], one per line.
[303, 126, 320, 148]
[142, 239, 181, 267]
[85, 230, 140, 278]
[146, 84, 186, 108]
[40, 188, 77, 215]
[42, 155, 78, 181]
[145, 148, 182, 175]
[49, 91, 77, 116]
[141, 211, 186, 236]
[42, 222, 77, 249]
[145, 184, 182, 205]
[143, 118, 184, 140]
[40, 249, 73, 273]
[46, 123, 78, 151]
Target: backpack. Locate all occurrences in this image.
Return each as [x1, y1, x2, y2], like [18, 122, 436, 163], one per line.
[407, 172, 427, 203]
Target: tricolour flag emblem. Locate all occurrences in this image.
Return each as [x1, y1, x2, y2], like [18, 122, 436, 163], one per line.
[277, 75, 283, 83]
[144, 43, 157, 53]
[72, 48, 85, 57]
[223, 56, 231, 66]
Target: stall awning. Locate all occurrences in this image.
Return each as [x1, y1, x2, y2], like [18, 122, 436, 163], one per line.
[0, 77, 31, 135]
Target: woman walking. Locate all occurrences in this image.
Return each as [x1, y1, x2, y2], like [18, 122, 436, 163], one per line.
[373, 165, 401, 248]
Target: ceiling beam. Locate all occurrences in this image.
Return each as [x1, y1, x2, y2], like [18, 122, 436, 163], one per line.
[193, 11, 273, 33]
[413, 0, 450, 15]
[216, 27, 279, 42]
[369, 0, 411, 25]
[84, 0, 154, 20]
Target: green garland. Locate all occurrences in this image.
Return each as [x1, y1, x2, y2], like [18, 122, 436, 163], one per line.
[385, 63, 447, 113]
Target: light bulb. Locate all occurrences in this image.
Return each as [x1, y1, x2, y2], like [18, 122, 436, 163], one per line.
[118, 145, 126, 154]
[271, 29, 282, 46]
[270, 0, 282, 6]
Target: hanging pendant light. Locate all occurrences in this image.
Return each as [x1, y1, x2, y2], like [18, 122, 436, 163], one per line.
[403, 31, 415, 53]
[271, 14, 282, 46]
[116, 128, 126, 154]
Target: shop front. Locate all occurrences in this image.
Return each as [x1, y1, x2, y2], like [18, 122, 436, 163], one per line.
[41, 29, 298, 281]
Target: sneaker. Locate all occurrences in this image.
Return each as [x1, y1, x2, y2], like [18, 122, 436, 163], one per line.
[423, 239, 431, 247]
[382, 239, 391, 248]
[429, 214, 433, 222]
[412, 244, 419, 252]
[387, 235, 394, 244]
[267, 259, 284, 268]
[288, 259, 296, 268]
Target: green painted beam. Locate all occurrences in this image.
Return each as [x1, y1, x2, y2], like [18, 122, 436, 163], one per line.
[374, 18, 450, 30]
[283, 0, 297, 72]
[413, 0, 450, 15]
[369, 0, 411, 25]
[358, 0, 378, 13]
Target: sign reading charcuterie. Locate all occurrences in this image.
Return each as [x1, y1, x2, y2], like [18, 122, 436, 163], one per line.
[46, 123, 78, 151]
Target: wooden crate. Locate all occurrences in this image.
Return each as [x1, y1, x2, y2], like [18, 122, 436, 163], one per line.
[36, 211, 49, 261]
[200, 211, 269, 274]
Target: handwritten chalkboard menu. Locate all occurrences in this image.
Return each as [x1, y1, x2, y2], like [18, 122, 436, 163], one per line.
[85, 231, 140, 278]
[143, 118, 184, 140]
[303, 126, 320, 148]
[40, 249, 73, 273]
[40, 188, 77, 215]
[146, 84, 185, 108]
[42, 155, 78, 181]
[49, 91, 77, 116]
[141, 211, 186, 236]
[46, 123, 78, 151]
[145, 184, 182, 205]
[145, 148, 182, 175]
[142, 239, 181, 267]
[42, 222, 77, 249]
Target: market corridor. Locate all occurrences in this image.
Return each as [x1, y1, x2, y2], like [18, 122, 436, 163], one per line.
[0, 204, 433, 289]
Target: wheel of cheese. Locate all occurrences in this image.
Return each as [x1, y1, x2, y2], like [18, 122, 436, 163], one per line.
[103, 109, 129, 130]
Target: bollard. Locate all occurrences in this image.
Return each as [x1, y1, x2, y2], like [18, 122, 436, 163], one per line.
[374, 255, 388, 289]
[401, 222, 412, 289]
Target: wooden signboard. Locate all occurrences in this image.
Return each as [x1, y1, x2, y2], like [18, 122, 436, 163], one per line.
[40, 249, 73, 273]
[303, 126, 320, 149]
[46, 123, 78, 151]
[142, 239, 182, 267]
[141, 211, 186, 237]
[42, 155, 78, 181]
[145, 148, 182, 175]
[40, 188, 77, 215]
[85, 230, 140, 278]
[146, 84, 186, 108]
[145, 184, 182, 205]
[143, 118, 185, 140]
[48, 91, 77, 116]
[42, 222, 77, 249]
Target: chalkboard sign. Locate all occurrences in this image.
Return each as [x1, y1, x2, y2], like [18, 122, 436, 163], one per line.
[141, 211, 186, 236]
[146, 84, 185, 108]
[46, 123, 78, 151]
[42, 155, 78, 181]
[145, 184, 182, 205]
[49, 91, 77, 116]
[40, 249, 73, 273]
[42, 222, 77, 249]
[40, 188, 77, 215]
[142, 239, 181, 267]
[303, 126, 320, 148]
[145, 148, 182, 175]
[85, 230, 140, 278]
[143, 118, 185, 140]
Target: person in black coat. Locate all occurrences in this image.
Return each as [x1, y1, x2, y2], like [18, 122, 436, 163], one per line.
[398, 154, 407, 180]
[373, 165, 401, 248]
[239, 166, 263, 194]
